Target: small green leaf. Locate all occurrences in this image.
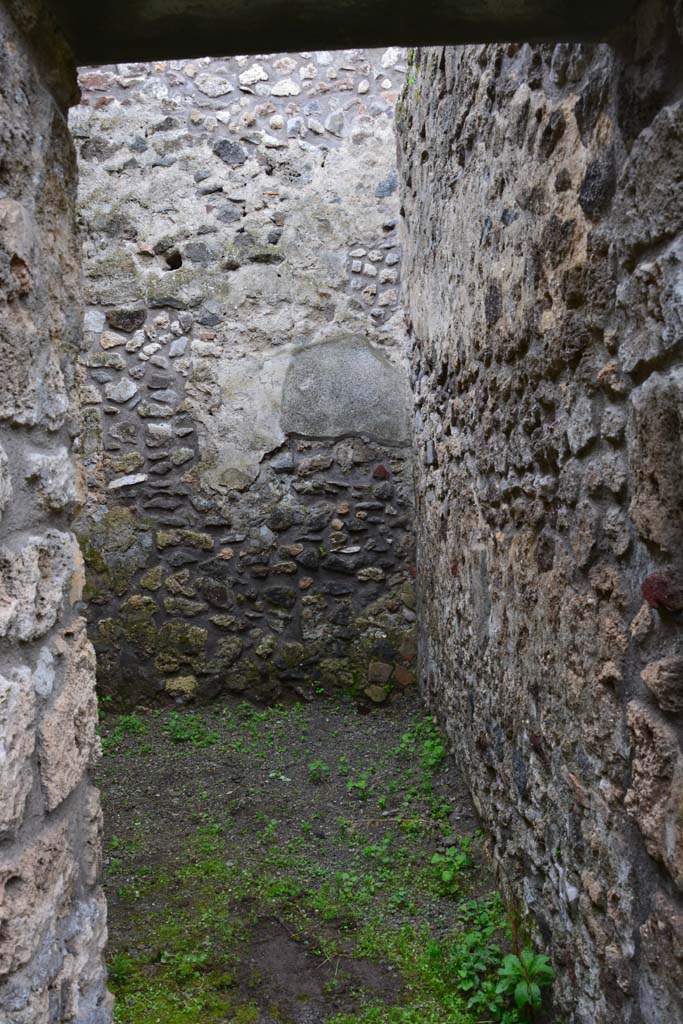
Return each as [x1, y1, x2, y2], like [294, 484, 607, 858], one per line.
[515, 980, 530, 1009]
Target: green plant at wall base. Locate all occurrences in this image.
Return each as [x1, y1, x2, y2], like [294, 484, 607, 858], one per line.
[418, 896, 553, 1023]
[428, 928, 506, 1020]
[397, 719, 446, 778]
[421, 736, 446, 775]
[108, 952, 135, 986]
[496, 950, 554, 1019]
[431, 837, 474, 894]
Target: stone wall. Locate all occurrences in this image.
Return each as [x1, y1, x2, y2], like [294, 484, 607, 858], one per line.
[0, 1, 110, 1020]
[397, 2, 683, 1021]
[72, 49, 417, 705]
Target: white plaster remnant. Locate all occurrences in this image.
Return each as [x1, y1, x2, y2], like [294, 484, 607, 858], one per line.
[239, 63, 268, 86]
[271, 78, 301, 97]
[108, 473, 148, 489]
[195, 73, 233, 96]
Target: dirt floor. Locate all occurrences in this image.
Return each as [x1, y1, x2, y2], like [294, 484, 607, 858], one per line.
[96, 691, 548, 1024]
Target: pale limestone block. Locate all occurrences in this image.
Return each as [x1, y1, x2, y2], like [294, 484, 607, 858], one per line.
[37, 621, 100, 811]
[0, 444, 12, 523]
[50, 893, 113, 1023]
[626, 701, 683, 889]
[0, 667, 35, 835]
[195, 73, 233, 97]
[25, 447, 77, 512]
[0, 531, 75, 641]
[0, 818, 76, 976]
[82, 785, 104, 888]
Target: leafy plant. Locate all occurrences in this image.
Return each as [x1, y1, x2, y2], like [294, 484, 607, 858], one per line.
[98, 694, 113, 720]
[347, 770, 372, 800]
[363, 836, 394, 865]
[118, 713, 148, 735]
[423, 896, 528, 1022]
[108, 951, 135, 986]
[307, 759, 331, 783]
[398, 719, 446, 773]
[496, 949, 554, 1019]
[334, 869, 381, 903]
[162, 712, 218, 747]
[386, 887, 414, 913]
[101, 711, 149, 754]
[257, 817, 278, 842]
[159, 948, 209, 981]
[430, 837, 474, 894]
[337, 816, 352, 840]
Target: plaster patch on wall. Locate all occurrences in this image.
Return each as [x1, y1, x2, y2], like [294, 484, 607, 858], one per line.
[282, 336, 411, 446]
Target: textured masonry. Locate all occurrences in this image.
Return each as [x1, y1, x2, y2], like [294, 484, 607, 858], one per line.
[72, 50, 417, 706]
[397, 1, 683, 1021]
[0, 1, 110, 1020]
[1, 0, 682, 1019]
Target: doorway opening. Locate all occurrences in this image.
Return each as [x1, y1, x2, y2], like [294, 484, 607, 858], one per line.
[74, 46, 532, 1024]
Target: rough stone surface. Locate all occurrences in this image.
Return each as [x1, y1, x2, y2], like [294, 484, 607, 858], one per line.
[639, 891, 683, 1024]
[73, 49, 416, 705]
[2, 5, 679, 1020]
[625, 701, 683, 889]
[641, 656, 683, 714]
[0, 531, 77, 641]
[0, 2, 109, 1019]
[37, 620, 100, 811]
[397, 3, 683, 1021]
[282, 337, 411, 444]
[0, 667, 36, 837]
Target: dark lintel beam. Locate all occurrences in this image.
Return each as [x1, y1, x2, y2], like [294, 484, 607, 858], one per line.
[43, 0, 633, 66]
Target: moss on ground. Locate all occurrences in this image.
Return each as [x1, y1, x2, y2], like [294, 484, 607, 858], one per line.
[97, 697, 547, 1024]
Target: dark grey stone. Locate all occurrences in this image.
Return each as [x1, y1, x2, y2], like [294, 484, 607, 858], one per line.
[213, 138, 248, 166]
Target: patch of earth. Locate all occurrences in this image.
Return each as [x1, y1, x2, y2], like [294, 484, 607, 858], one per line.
[240, 916, 399, 1023]
[95, 691, 549, 1024]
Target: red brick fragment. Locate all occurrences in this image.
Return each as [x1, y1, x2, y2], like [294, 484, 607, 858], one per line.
[642, 568, 683, 613]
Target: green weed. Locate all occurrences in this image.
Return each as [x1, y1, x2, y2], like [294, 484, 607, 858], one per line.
[496, 949, 554, 1019]
[347, 770, 372, 800]
[307, 758, 331, 783]
[162, 712, 218, 747]
[431, 837, 474, 895]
